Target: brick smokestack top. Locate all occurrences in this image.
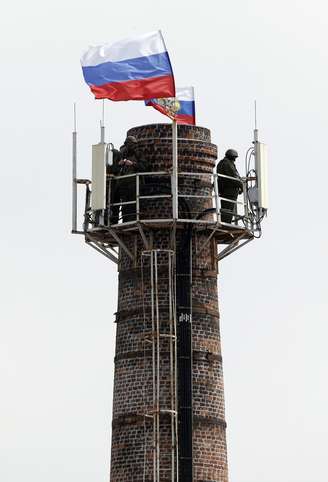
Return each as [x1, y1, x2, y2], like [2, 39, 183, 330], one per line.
[110, 124, 228, 482]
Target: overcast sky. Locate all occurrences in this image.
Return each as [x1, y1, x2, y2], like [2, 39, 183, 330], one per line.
[1, 1, 328, 482]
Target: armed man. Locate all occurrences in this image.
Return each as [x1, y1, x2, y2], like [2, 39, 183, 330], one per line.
[108, 136, 149, 223]
[217, 149, 243, 224]
[106, 147, 122, 225]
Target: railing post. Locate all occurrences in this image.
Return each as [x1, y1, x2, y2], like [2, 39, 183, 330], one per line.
[107, 177, 111, 226]
[242, 178, 248, 228]
[136, 174, 140, 222]
[83, 183, 91, 232]
[213, 173, 220, 224]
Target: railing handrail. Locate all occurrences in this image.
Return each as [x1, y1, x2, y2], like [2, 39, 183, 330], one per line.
[108, 171, 169, 180]
[78, 170, 252, 232]
[106, 170, 244, 183]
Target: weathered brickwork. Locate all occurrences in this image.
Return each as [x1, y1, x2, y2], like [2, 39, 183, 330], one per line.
[110, 124, 228, 482]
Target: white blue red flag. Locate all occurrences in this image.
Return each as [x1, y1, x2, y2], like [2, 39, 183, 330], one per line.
[81, 31, 175, 101]
[145, 87, 196, 125]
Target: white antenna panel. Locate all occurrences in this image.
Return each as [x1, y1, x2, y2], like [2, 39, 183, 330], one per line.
[91, 144, 106, 210]
[107, 147, 113, 166]
[255, 142, 268, 210]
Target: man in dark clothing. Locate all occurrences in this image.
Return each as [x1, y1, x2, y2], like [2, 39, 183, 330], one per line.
[106, 148, 122, 225]
[108, 136, 149, 223]
[217, 149, 243, 223]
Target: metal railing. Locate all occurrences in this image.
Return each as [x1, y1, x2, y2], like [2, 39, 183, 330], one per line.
[77, 171, 252, 232]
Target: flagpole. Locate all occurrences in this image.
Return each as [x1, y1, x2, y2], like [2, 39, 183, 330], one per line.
[172, 119, 178, 220]
[100, 99, 105, 143]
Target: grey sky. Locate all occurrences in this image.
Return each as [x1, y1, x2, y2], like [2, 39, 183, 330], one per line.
[1, 1, 327, 481]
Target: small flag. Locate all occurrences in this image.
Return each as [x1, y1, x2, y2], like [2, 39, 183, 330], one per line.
[145, 87, 196, 125]
[81, 31, 175, 101]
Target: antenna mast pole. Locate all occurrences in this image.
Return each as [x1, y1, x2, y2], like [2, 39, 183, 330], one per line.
[254, 100, 258, 142]
[72, 103, 77, 232]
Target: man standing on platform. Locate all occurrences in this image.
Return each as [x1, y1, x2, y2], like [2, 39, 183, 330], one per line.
[217, 149, 243, 223]
[108, 136, 149, 223]
[107, 147, 122, 225]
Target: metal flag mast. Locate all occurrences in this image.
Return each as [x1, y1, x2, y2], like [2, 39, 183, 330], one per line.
[100, 99, 105, 143]
[172, 119, 178, 220]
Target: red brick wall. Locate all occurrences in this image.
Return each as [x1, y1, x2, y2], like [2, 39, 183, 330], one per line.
[110, 124, 228, 482]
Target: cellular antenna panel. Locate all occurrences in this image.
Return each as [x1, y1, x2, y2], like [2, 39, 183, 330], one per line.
[255, 142, 268, 210]
[91, 143, 106, 211]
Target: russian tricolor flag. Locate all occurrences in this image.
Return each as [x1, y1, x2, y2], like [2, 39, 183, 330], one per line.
[81, 31, 175, 101]
[145, 87, 196, 125]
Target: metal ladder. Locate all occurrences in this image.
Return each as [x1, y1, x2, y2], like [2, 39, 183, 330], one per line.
[141, 250, 178, 482]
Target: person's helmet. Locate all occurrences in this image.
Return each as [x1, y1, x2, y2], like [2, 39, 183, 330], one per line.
[125, 135, 138, 146]
[225, 149, 238, 160]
